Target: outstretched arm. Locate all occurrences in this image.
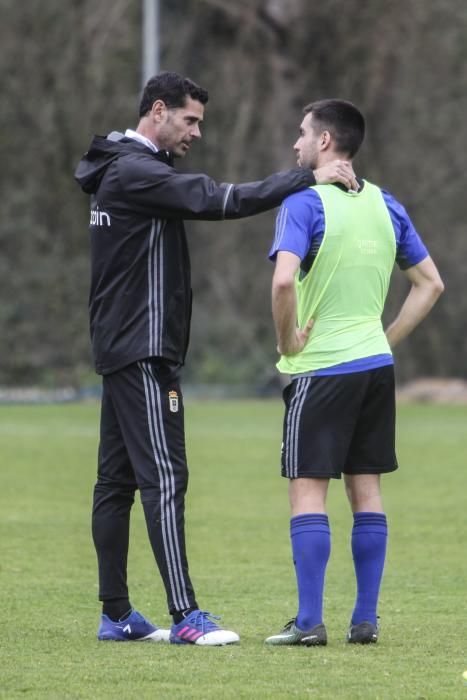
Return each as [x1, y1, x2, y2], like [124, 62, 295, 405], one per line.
[117, 155, 358, 221]
[224, 160, 358, 219]
[272, 251, 315, 355]
[385, 256, 444, 348]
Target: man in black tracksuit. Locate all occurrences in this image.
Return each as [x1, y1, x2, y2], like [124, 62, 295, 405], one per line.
[75, 71, 358, 646]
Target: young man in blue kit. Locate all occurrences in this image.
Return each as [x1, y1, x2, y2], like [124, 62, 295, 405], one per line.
[265, 99, 444, 646]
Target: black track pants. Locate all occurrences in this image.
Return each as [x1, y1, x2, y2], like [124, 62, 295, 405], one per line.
[92, 358, 197, 615]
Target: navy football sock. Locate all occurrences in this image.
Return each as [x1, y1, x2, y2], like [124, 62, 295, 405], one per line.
[172, 607, 198, 625]
[351, 512, 388, 625]
[291, 513, 331, 631]
[103, 598, 131, 621]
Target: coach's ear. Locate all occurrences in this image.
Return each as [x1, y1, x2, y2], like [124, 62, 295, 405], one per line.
[151, 99, 168, 124]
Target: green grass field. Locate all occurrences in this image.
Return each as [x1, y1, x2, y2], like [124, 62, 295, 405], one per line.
[2, 400, 467, 699]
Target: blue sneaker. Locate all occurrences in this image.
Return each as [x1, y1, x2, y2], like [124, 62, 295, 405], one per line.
[97, 609, 170, 642]
[169, 610, 240, 646]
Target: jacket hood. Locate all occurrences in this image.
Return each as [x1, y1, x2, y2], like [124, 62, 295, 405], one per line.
[74, 132, 128, 194]
[74, 132, 170, 194]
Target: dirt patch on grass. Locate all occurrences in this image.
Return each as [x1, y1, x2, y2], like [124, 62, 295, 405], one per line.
[397, 378, 467, 403]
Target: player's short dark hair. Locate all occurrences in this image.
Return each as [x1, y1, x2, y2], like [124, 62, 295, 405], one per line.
[139, 71, 209, 117]
[303, 99, 365, 157]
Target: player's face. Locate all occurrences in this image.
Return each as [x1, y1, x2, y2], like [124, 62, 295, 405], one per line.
[156, 97, 204, 158]
[293, 113, 320, 169]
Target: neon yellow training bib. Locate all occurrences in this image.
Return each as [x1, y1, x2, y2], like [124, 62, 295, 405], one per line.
[277, 181, 396, 374]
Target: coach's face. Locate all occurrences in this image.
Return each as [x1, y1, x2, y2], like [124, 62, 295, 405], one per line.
[154, 96, 204, 158]
[294, 113, 324, 169]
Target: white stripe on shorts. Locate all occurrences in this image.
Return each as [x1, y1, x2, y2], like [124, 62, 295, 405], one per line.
[284, 377, 311, 478]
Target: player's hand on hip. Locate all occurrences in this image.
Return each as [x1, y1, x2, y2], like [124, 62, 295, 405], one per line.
[313, 160, 359, 192]
[278, 319, 315, 355]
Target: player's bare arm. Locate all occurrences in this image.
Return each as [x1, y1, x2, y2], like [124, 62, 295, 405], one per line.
[272, 251, 314, 355]
[385, 256, 444, 348]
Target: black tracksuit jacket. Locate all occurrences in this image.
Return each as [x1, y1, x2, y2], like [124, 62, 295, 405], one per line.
[75, 133, 316, 375]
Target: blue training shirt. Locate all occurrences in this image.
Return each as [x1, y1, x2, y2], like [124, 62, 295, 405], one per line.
[269, 184, 429, 376]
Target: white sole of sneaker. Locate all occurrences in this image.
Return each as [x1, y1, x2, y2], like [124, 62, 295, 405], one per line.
[143, 629, 171, 642]
[194, 630, 240, 646]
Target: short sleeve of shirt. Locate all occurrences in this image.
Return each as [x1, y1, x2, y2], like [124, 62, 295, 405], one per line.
[269, 189, 325, 262]
[381, 190, 429, 270]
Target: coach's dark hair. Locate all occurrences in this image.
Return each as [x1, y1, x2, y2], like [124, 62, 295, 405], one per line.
[139, 71, 209, 117]
[304, 99, 365, 157]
